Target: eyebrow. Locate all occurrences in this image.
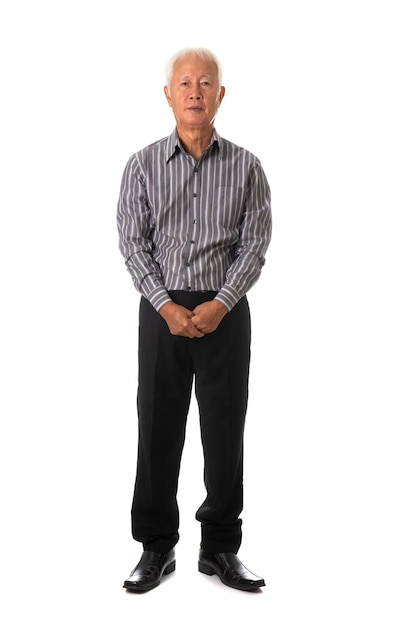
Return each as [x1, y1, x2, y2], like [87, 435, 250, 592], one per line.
[178, 74, 213, 80]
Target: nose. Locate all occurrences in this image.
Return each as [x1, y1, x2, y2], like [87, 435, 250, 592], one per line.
[189, 82, 202, 100]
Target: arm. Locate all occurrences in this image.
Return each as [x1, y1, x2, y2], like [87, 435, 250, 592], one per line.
[215, 160, 272, 311]
[117, 154, 204, 338]
[116, 154, 171, 311]
[192, 160, 271, 331]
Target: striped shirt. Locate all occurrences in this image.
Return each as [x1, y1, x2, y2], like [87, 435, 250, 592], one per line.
[117, 128, 272, 311]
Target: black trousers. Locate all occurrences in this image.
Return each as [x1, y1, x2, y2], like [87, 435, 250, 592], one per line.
[131, 291, 251, 554]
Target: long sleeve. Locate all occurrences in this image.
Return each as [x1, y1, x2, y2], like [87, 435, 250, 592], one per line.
[215, 159, 272, 311]
[116, 153, 171, 311]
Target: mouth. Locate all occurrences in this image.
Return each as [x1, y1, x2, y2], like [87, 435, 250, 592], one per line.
[187, 106, 204, 112]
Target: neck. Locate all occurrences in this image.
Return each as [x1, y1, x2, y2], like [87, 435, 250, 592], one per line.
[177, 126, 214, 160]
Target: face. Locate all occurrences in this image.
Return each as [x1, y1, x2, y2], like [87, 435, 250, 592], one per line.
[164, 55, 225, 131]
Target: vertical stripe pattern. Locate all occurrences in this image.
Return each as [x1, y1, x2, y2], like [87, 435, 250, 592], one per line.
[117, 129, 272, 311]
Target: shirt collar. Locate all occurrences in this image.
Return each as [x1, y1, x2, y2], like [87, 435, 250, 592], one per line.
[165, 128, 221, 162]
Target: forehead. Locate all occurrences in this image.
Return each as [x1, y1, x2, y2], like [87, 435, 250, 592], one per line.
[172, 55, 218, 79]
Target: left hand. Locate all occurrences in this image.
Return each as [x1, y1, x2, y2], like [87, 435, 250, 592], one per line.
[191, 300, 228, 334]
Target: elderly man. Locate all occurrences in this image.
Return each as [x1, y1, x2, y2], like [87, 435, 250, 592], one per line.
[117, 47, 272, 592]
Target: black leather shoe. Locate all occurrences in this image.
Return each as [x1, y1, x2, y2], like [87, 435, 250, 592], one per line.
[198, 550, 265, 591]
[123, 550, 175, 592]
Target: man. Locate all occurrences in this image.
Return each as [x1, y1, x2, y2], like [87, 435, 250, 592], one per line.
[117, 47, 272, 592]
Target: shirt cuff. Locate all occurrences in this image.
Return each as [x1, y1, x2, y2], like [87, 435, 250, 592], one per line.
[215, 284, 242, 311]
[147, 287, 172, 311]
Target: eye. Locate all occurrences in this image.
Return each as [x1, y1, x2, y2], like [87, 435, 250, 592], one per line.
[201, 81, 210, 86]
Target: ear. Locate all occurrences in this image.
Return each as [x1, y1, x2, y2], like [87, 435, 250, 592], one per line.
[218, 86, 225, 106]
[164, 86, 172, 107]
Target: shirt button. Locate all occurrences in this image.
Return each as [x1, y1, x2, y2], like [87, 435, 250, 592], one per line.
[193, 193, 197, 198]
[187, 286, 192, 291]
[186, 262, 190, 267]
[190, 240, 195, 244]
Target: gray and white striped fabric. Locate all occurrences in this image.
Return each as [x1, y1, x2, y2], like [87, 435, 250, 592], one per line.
[117, 129, 272, 311]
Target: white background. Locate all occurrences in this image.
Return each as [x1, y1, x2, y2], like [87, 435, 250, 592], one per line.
[1, 1, 417, 624]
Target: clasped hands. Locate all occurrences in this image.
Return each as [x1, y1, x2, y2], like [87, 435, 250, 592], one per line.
[159, 299, 228, 338]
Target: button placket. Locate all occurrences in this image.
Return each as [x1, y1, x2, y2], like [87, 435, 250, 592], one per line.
[184, 165, 200, 290]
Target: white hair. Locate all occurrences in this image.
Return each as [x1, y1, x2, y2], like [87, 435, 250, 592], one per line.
[165, 47, 223, 89]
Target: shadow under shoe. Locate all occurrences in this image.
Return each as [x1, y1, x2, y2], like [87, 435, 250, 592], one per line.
[123, 550, 176, 592]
